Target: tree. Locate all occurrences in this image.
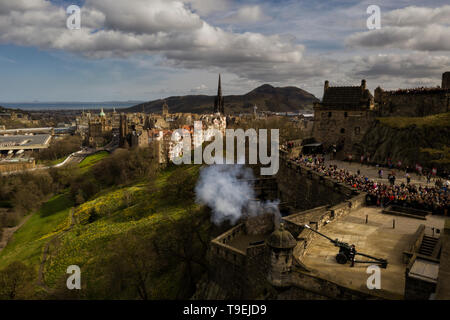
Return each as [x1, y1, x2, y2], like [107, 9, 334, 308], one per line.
[0, 261, 35, 299]
[104, 231, 164, 300]
[151, 207, 211, 298]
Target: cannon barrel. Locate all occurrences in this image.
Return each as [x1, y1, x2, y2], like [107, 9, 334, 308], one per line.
[304, 224, 335, 243]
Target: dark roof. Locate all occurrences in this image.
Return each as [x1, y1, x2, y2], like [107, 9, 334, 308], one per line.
[321, 86, 373, 109]
[266, 224, 296, 249]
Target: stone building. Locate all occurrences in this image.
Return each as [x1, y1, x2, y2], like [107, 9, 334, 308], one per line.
[162, 101, 169, 116]
[312, 79, 375, 155]
[374, 72, 450, 117]
[87, 109, 114, 147]
[130, 128, 149, 148]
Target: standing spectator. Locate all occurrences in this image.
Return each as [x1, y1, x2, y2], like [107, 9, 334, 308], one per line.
[427, 172, 432, 184]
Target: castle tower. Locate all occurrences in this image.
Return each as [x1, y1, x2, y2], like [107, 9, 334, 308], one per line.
[119, 114, 128, 148]
[266, 223, 296, 287]
[442, 72, 450, 89]
[214, 74, 225, 114]
[361, 79, 366, 91]
[323, 80, 329, 100]
[162, 101, 169, 116]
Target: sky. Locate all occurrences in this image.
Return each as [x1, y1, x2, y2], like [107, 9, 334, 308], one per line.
[0, 0, 449, 102]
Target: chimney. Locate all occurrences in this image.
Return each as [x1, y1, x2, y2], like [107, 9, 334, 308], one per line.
[324, 80, 329, 92]
[442, 72, 450, 89]
[361, 79, 366, 91]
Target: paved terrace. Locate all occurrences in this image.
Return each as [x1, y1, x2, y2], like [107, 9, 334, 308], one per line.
[301, 206, 446, 298]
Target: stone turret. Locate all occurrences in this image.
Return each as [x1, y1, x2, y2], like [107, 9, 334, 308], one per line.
[266, 223, 296, 287]
[442, 72, 450, 89]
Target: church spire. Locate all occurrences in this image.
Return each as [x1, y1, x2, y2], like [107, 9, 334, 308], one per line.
[214, 74, 224, 114]
[218, 74, 222, 97]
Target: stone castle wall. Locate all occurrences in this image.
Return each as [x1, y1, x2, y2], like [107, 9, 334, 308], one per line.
[277, 153, 349, 211]
[375, 89, 450, 117]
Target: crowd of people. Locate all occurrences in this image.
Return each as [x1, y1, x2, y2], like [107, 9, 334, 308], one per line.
[289, 154, 449, 216]
[389, 87, 447, 94]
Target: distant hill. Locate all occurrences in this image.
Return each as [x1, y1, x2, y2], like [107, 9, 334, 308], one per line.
[126, 84, 319, 114]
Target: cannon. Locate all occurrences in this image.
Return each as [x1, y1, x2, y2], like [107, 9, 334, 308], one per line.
[304, 224, 388, 268]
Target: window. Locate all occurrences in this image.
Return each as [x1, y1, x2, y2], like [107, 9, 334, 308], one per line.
[355, 127, 360, 135]
[344, 112, 348, 118]
[328, 112, 332, 117]
[340, 128, 345, 134]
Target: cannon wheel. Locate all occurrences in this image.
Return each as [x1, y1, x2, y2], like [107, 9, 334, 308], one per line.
[336, 253, 348, 264]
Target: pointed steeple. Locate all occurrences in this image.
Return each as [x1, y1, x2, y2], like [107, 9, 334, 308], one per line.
[214, 74, 224, 114]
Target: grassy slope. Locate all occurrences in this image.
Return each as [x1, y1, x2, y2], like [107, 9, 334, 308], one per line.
[0, 152, 107, 272]
[375, 112, 450, 166]
[78, 151, 109, 173]
[44, 165, 200, 297]
[377, 112, 450, 129]
[0, 148, 202, 298]
[0, 194, 73, 272]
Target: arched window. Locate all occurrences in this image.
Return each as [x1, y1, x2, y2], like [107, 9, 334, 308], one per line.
[340, 128, 345, 134]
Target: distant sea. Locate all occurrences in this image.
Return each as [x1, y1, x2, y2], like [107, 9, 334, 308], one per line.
[0, 101, 144, 111]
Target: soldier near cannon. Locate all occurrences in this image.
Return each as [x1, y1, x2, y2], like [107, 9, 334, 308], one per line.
[349, 244, 356, 267]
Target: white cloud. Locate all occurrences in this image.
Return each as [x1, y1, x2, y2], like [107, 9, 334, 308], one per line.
[0, 0, 308, 82]
[384, 5, 450, 26]
[347, 52, 450, 88]
[186, 0, 231, 16]
[346, 5, 450, 51]
[221, 5, 270, 24]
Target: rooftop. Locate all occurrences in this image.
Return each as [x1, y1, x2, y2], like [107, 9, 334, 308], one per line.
[0, 134, 51, 150]
[321, 86, 373, 109]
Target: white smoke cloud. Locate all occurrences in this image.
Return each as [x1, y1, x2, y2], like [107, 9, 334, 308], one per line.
[195, 164, 281, 226]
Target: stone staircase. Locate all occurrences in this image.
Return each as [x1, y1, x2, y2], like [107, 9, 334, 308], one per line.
[419, 235, 439, 256]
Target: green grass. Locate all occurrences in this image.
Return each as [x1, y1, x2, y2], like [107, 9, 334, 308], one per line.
[0, 194, 74, 272]
[43, 165, 201, 296]
[78, 151, 109, 173]
[378, 112, 450, 129]
[37, 156, 67, 166]
[0, 158, 203, 298]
